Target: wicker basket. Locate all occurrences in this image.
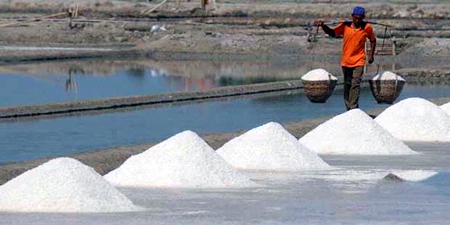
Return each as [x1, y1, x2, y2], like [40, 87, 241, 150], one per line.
[302, 80, 337, 103]
[369, 79, 405, 104]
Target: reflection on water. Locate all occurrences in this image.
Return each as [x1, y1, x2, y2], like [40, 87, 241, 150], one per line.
[1, 57, 446, 106]
[65, 70, 77, 93]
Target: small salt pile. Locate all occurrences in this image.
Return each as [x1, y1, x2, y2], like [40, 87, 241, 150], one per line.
[372, 71, 405, 81]
[386, 170, 438, 182]
[216, 122, 330, 171]
[299, 109, 418, 155]
[375, 98, 450, 141]
[441, 102, 450, 116]
[104, 130, 255, 188]
[301, 68, 337, 81]
[0, 158, 140, 213]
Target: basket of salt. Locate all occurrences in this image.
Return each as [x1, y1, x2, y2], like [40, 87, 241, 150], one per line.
[369, 71, 406, 104]
[301, 69, 338, 103]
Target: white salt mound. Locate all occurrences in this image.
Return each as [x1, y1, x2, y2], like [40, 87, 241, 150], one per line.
[375, 98, 450, 141]
[441, 102, 450, 116]
[313, 169, 436, 182]
[301, 68, 338, 81]
[388, 170, 438, 182]
[372, 71, 405, 81]
[104, 130, 255, 188]
[299, 109, 418, 155]
[0, 158, 140, 213]
[216, 122, 331, 171]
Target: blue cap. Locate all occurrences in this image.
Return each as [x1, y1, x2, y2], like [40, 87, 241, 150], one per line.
[352, 6, 365, 16]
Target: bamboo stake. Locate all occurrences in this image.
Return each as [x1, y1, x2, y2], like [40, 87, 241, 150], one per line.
[141, 0, 169, 15]
[0, 12, 69, 28]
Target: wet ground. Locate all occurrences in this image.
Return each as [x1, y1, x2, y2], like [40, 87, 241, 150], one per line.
[0, 141, 449, 224]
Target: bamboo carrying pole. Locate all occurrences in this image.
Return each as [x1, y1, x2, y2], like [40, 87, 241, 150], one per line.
[323, 21, 392, 27]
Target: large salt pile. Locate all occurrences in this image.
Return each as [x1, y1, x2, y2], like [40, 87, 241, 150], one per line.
[441, 102, 450, 116]
[301, 68, 337, 81]
[299, 109, 418, 155]
[104, 130, 255, 188]
[0, 158, 140, 213]
[375, 98, 450, 141]
[371, 71, 405, 81]
[216, 122, 330, 171]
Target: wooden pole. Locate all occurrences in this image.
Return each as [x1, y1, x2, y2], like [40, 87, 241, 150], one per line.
[141, 0, 169, 15]
[0, 12, 69, 28]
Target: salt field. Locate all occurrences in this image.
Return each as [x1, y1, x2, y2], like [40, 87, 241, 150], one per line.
[0, 141, 450, 224]
[1, 83, 450, 163]
[0, 58, 450, 223]
[1, 0, 450, 222]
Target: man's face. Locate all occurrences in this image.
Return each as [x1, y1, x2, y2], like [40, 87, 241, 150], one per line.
[352, 14, 364, 26]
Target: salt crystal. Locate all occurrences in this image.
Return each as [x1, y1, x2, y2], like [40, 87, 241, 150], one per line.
[372, 71, 405, 81]
[441, 102, 450, 116]
[375, 98, 450, 141]
[299, 109, 418, 155]
[104, 131, 255, 188]
[0, 158, 140, 213]
[216, 122, 330, 171]
[301, 68, 337, 81]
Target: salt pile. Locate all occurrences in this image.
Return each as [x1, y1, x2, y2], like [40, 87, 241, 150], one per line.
[301, 68, 337, 81]
[441, 102, 450, 116]
[375, 98, 450, 141]
[387, 170, 438, 182]
[372, 71, 405, 81]
[299, 109, 418, 155]
[104, 130, 255, 188]
[0, 158, 140, 213]
[216, 122, 330, 171]
[311, 169, 436, 182]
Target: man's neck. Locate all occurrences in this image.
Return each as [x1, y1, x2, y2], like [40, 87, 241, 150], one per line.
[352, 21, 364, 29]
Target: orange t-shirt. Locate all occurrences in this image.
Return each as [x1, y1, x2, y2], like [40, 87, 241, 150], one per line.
[334, 22, 376, 67]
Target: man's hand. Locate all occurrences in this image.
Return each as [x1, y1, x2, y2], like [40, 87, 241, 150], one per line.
[315, 20, 336, 37]
[314, 20, 324, 27]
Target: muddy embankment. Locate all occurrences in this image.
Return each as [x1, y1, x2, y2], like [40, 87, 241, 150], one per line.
[0, 1, 449, 61]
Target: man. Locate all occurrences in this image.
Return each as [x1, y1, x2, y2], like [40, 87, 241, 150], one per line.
[318, 6, 376, 110]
